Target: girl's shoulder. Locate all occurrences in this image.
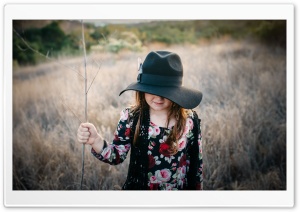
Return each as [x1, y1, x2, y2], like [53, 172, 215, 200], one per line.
[122, 106, 131, 113]
[118, 107, 133, 122]
[119, 106, 137, 121]
[186, 109, 201, 133]
[122, 106, 135, 117]
[186, 109, 200, 121]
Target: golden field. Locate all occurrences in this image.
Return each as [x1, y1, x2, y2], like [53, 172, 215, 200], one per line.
[13, 39, 286, 190]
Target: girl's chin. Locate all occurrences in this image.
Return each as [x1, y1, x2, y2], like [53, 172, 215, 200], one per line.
[150, 104, 170, 111]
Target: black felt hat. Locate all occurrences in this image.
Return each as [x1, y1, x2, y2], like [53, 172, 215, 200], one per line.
[119, 51, 202, 109]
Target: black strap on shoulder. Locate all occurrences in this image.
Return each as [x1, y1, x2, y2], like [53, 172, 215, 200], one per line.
[122, 108, 149, 190]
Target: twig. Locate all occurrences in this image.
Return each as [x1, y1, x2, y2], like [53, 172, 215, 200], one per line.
[80, 20, 88, 190]
[86, 62, 102, 94]
[60, 99, 83, 123]
[14, 22, 102, 190]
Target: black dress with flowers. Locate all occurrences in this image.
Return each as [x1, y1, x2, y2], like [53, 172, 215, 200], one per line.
[91, 107, 203, 190]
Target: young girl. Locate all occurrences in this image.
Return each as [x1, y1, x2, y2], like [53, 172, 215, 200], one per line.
[77, 51, 203, 190]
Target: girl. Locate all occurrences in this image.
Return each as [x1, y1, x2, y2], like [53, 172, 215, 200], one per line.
[77, 51, 203, 190]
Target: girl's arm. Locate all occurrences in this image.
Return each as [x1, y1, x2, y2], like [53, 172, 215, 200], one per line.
[187, 113, 203, 190]
[90, 108, 132, 165]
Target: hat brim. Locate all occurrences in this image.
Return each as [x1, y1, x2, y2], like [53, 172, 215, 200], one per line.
[119, 82, 202, 109]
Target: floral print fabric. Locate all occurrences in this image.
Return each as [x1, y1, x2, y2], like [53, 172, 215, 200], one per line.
[91, 107, 203, 190]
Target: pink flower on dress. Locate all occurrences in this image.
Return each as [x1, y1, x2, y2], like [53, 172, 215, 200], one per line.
[187, 118, 194, 130]
[149, 175, 159, 190]
[178, 166, 186, 176]
[155, 169, 171, 182]
[154, 126, 161, 135]
[178, 138, 187, 151]
[183, 126, 189, 135]
[124, 144, 131, 151]
[101, 147, 112, 160]
[165, 184, 175, 190]
[149, 122, 160, 138]
[150, 175, 158, 183]
[120, 109, 128, 121]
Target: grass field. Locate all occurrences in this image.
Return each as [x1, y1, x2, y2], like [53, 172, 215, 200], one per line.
[13, 38, 286, 190]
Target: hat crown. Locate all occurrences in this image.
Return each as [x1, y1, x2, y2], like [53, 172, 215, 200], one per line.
[142, 51, 183, 77]
[119, 50, 203, 109]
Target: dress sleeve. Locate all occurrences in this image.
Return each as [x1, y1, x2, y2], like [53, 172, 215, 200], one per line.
[187, 111, 203, 190]
[91, 107, 132, 165]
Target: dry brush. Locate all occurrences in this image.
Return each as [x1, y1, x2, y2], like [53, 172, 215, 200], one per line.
[13, 39, 286, 190]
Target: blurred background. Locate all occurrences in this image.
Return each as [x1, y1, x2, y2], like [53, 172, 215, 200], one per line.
[12, 19, 286, 190]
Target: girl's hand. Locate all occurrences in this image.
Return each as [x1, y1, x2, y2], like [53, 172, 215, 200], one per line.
[77, 123, 100, 145]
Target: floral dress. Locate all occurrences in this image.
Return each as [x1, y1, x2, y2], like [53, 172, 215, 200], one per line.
[91, 107, 203, 190]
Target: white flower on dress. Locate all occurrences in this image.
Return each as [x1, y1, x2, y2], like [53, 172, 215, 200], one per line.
[153, 156, 161, 165]
[177, 166, 187, 188]
[114, 145, 128, 155]
[120, 109, 128, 121]
[150, 175, 159, 184]
[149, 124, 161, 138]
[148, 127, 154, 138]
[165, 183, 175, 190]
[159, 135, 168, 143]
[164, 155, 175, 163]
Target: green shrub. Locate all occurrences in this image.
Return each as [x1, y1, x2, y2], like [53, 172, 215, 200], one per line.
[251, 20, 286, 47]
[13, 21, 80, 65]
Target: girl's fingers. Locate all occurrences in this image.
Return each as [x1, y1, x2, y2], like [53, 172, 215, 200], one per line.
[78, 126, 89, 133]
[78, 132, 90, 139]
[78, 131, 90, 137]
[77, 136, 88, 143]
[81, 123, 93, 129]
[77, 123, 96, 144]
[77, 127, 91, 143]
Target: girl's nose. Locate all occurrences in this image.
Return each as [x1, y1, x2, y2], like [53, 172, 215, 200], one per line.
[154, 95, 164, 100]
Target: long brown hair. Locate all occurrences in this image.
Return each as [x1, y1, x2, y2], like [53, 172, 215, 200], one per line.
[131, 91, 187, 155]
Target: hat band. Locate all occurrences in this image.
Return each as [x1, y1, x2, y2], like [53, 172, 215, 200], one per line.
[137, 73, 182, 87]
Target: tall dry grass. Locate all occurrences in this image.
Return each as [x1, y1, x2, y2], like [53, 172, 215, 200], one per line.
[13, 39, 286, 190]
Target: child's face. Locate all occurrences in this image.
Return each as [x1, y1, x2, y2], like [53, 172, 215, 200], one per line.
[144, 93, 172, 112]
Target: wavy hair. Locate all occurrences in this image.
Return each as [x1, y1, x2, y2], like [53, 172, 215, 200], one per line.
[131, 91, 188, 155]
